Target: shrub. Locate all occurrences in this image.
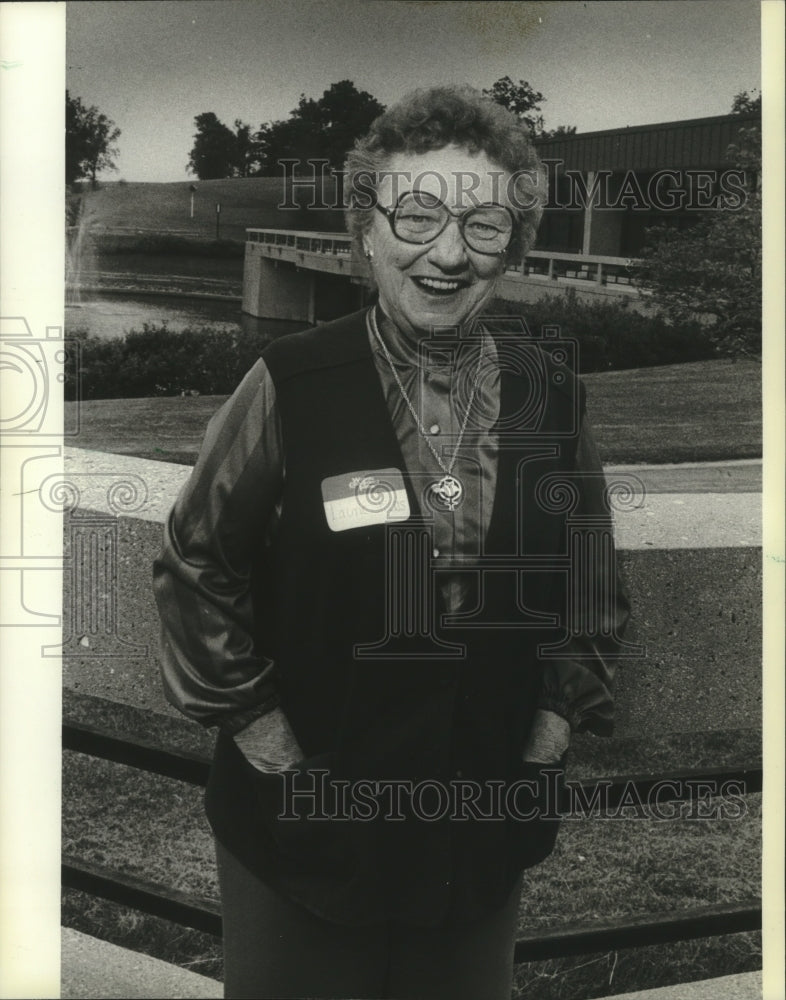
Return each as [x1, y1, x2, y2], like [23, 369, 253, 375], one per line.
[65, 325, 273, 401]
[92, 232, 244, 257]
[633, 126, 761, 361]
[490, 290, 717, 373]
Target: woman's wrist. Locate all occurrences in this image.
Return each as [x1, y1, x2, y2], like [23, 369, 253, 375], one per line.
[232, 705, 303, 772]
[522, 709, 571, 764]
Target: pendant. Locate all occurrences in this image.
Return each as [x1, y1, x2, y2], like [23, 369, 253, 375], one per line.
[429, 474, 464, 511]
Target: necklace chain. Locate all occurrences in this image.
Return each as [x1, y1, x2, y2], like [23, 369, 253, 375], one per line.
[368, 306, 485, 479]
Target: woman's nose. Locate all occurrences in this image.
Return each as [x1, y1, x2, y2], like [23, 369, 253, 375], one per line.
[427, 218, 468, 269]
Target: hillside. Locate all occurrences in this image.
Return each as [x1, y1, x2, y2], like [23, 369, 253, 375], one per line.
[70, 176, 347, 243]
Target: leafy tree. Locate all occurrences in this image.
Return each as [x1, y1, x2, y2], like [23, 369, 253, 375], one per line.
[187, 114, 262, 179]
[731, 89, 761, 114]
[540, 124, 578, 139]
[256, 80, 385, 174]
[635, 122, 761, 360]
[483, 76, 575, 137]
[65, 91, 121, 187]
[483, 76, 545, 132]
[187, 112, 242, 180]
[233, 118, 260, 177]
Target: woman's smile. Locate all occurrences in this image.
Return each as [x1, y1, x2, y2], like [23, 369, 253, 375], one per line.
[410, 274, 471, 296]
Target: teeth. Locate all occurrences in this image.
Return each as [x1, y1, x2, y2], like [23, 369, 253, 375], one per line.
[417, 277, 462, 291]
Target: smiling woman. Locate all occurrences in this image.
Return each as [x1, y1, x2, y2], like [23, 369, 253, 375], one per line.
[153, 84, 630, 1000]
[345, 86, 545, 342]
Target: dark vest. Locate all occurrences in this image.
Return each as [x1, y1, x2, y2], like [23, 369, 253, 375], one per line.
[206, 309, 584, 926]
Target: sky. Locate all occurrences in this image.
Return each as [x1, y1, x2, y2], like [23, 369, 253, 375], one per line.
[67, 0, 762, 183]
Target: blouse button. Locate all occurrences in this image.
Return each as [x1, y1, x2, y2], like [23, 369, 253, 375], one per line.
[429, 423, 440, 435]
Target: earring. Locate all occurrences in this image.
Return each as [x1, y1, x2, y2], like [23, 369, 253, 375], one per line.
[364, 247, 374, 261]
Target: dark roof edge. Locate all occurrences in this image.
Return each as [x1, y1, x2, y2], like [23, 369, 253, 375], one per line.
[533, 111, 761, 147]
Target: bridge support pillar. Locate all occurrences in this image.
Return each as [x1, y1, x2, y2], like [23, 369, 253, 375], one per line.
[242, 244, 315, 322]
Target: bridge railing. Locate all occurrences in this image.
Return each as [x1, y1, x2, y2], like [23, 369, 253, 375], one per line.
[510, 249, 641, 287]
[246, 228, 353, 256]
[245, 229, 640, 288]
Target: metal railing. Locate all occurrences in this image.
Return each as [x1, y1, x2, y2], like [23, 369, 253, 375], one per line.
[246, 228, 353, 256]
[62, 719, 761, 965]
[509, 249, 641, 287]
[245, 229, 641, 289]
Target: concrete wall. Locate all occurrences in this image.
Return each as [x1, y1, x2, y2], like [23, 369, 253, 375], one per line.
[242, 244, 315, 322]
[60, 449, 761, 742]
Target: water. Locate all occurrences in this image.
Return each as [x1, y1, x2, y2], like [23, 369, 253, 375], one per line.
[64, 292, 306, 341]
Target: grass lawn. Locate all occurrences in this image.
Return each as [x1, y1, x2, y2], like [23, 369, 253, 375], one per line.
[72, 177, 346, 244]
[65, 357, 761, 466]
[62, 694, 761, 996]
[62, 747, 761, 998]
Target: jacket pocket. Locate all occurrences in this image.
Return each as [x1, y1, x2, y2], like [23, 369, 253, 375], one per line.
[507, 758, 568, 870]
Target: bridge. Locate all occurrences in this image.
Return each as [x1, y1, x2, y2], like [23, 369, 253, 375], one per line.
[242, 228, 645, 324]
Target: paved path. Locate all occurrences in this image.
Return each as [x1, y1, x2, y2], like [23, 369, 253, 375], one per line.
[61, 927, 762, 1000]
[606, 458, 762, 494]
[598, 969, 762, 999]
[63, 448, 762, 552]
[62, 928, 221, 999]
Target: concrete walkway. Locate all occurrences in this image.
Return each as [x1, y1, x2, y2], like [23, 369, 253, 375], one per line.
[61, 928, 762, 1000]
[599, 969, 762, 999]
[62, 448, 762, 550]
[61, 928, 221, 999]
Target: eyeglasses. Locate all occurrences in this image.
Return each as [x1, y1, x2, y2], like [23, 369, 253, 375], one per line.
[376, 190, 515, 255]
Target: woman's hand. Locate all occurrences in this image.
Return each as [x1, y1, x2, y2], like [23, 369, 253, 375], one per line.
[522, 709, 571, 764]
[232, 706, 304, 773]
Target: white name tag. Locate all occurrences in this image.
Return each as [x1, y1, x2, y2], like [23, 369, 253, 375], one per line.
[321, 468, 410, 532]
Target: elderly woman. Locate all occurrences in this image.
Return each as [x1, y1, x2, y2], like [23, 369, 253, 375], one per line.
[154, 85, 628, 1000]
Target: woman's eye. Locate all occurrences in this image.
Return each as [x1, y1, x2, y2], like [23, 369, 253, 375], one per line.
[397, 214, 441, 232]
[466, 221, 501, 236]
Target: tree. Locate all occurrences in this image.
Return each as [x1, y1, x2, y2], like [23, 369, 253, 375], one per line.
[540, 124, 578, 139]
[233, 119, 260, 177]
[483, 76, 575, 138]
[731, 89, 761, 114]
[634, 122, 761, 360]
[256, 80, 385, 174]
[66, 91, 121, 187]
[187, 114, 263, 179]
[483, 76, 545, 134]
[187, 112, 241, 180]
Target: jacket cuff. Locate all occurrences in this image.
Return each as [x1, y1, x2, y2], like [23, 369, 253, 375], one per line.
[206, 694, 281, 736]
[537, 696, 578, 732]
